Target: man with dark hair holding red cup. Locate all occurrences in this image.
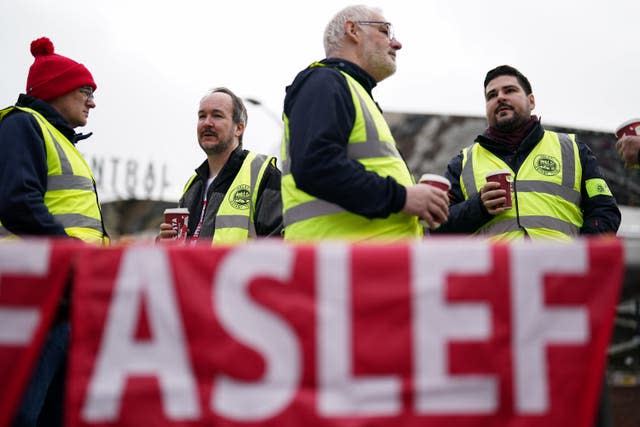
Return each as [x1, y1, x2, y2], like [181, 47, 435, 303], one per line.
[437, 64, 620, 242]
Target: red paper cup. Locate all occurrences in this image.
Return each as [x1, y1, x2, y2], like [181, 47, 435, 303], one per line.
[486, 170, 513, 210]
[615, 118, 640, 139]
[164, 208, 189, 240]
[418, 174, 451, 229]
[419, 173, 451, 191]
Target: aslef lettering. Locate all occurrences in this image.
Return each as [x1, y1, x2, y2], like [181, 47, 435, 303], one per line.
[412, 240, 497, 414]
[511, 242, 588, 413]
[212, 243, 300, 420]
[81, 241, 592, 422]
[82, 247, 199, 422]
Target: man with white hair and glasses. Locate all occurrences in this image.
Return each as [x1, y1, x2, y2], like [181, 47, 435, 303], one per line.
[280, 4, 449, 241]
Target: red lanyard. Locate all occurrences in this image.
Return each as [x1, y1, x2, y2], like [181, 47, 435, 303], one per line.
[191, 177, 215, 243]
[191, 198, 208, 242]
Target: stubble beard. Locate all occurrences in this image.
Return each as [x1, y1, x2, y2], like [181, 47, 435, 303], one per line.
[201, 134, 235, 156]
[363, 40, 396, 82]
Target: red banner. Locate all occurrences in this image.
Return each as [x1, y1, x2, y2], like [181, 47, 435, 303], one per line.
[0, 240, 75, 427]
[63, 238, 623, 427]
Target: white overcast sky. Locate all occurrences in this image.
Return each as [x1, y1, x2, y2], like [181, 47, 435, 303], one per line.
[2, 0, 640, 202]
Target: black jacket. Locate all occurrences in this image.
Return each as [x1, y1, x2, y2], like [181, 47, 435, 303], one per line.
[179, 146, 283, 240]
[0, 94, 96, 237]
[283, 58, 406, 218]
[435, 121, 621, 235]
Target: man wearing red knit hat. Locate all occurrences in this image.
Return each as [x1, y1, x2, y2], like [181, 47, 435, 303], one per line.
[0, 37, 107, 242]
[0, 37, 108, 427]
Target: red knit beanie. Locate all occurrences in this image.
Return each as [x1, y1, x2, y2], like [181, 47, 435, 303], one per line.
[26, 37, 97, 102]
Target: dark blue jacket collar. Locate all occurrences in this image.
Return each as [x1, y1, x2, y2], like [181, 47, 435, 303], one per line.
[15, 94, 92, 144]
[320, 58, 378, 94]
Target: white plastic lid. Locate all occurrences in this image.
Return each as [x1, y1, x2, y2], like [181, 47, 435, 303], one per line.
[164, 208, 189, 214]
[615, 118, 640, 134]
[486, 169, 511, 177]
[419, 173, 451, 189]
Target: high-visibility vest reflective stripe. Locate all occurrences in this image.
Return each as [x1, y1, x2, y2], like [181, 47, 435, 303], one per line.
[281, 64, 422, 241]
[0, 106, 107, 245]
[460, 131, 582, 241]
[182, 152, 273, 244]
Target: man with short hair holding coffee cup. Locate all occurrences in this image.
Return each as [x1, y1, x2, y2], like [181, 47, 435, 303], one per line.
[435, 64, 620, 241]
[157, 87, 282, 244]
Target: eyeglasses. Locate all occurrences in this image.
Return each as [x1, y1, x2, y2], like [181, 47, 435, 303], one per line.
[78, 86, 94, 101]
[355, 20, 395, 41]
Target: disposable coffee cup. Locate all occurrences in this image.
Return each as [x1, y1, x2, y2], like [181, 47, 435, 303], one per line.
[164, 208, 189, 240]
[418, 174, 451, 229]
[419, 173, 451, 192]
[614, 118, 640, 139]
[486, 170, 513, 210]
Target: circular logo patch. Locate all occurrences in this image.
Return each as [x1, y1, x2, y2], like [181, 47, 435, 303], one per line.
[229, 184, 251, 210]
[533, 154, 560, 176]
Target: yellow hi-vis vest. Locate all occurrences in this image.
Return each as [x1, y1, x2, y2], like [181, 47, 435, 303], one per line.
[181, 151, 273, 244]
[460, 131, 585, 242]
[280, 64, 422, 241]
[0, 106, 108, 245]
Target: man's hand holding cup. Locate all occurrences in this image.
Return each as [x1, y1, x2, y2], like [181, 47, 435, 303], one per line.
[416, 174, 451, 229]
[157, 208, 189, 243]
[481, 170, 513, 215]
